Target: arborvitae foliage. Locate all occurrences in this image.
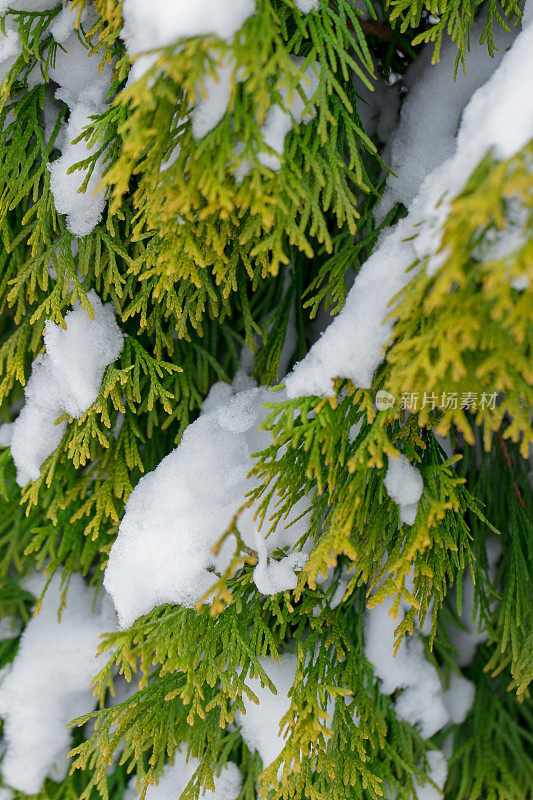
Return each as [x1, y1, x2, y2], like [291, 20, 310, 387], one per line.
[0, 2, 531, 800]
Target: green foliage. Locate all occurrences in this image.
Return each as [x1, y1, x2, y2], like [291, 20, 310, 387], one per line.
[229, 386, 503, 652]
[444, 653, 533, 800]
[387, 0, 522, 64]
[381, 143, 533, 456]
[70, 581, 435, 800]
[98, 0, 382, 341]
[457, 434, 533, 695]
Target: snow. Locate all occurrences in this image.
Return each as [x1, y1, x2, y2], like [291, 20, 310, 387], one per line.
[9, 291, 123, 486]
[474, 196, 528, 262]
[0, 0, 57, 11]
[285, 10, 533, 398]
[294, 0, 319, 12]
[377, 18, 518, 219]
[121, 0, 256, 59]
[105, 379, 312, 628]
[413, 750, 447, 800]
[0, 423, 13, 448]
[0, 617, 20, 640]
[356, 78, 401, 144]
[124, 750, 241, 800]
[0, 0, 111, 215]
[49, 1, 88, 44]
[191, 55, 234, 140]
[364, 597, 449, 739]
[0, 571, 116, 795]
[448, 538, 501, 666]
[284, 217, 414, 393]
[49, 31, 112, 109]
[260, 63, 319, 170]
[48, 101, 108, 237]
[36, 4, 114, 236]
[441, 673, 475, 724]
[0, 23, 21, 85]
[384, 453, 423, 526]
[121, 1, 255, 118]
[236, 60, 319, 178]
[235, 654, 296, 768]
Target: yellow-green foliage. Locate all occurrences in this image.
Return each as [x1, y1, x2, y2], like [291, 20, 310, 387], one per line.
[382, 142, 532, 455]
[388, 0, 522, 63]
[101, 1, 379, 335]
[0, 3, 531, 800]
[230, 386, 490, 647]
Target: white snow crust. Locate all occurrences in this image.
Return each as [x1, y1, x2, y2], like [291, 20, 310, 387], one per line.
[377, 17, 519, 218]
[121, 0, 256, 58]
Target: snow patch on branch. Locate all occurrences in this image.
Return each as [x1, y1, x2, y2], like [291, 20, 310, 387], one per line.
[285, 10, 533, 398]
[46, 10, 113, 236]
[413, 750, 448, 800]
[105, 381, 312, 628]
[235, 60, 320, 178]
[191, 54, 235, 140]
[0, 3, 114, 235]
[294, 0, 319, 12]
[122, 0, 256, 58]
[124, 749, 241, 800]
[7, 291, 123, 486]
[0, 572, 116, 795]
[48, 101, 108, 236]
[377, 17, 519, 219]
[384, 453, 423, 526]
[364, 597, 449, 738]
[235, 654, 297, 769]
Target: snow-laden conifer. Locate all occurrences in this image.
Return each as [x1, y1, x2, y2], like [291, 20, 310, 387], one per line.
[0, 2, 530, 800]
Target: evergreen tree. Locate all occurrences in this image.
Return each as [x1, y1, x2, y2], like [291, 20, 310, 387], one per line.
[0, 1, 530, 799]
